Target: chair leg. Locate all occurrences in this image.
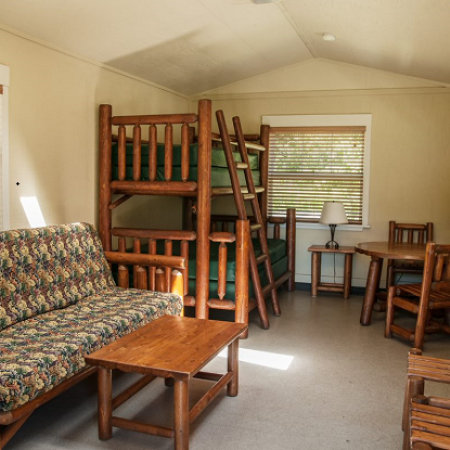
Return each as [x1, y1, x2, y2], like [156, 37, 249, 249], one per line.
[385, 286, 396, 338]
[414, 307, 429, 350]
[386, 264, 394, 291]
[402, 376, 424, 450]
[402, 375, 424, 431]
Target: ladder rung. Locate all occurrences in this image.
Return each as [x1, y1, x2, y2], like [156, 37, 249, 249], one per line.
[211, 136, 265, 152]
[250, 223, 262, 232]
[211, 187, 264, 196]
[262, 283, 274, 298]
[235, 162, 248, 170]
[256, 254, 269, 265]
[243, 193, 255, 201]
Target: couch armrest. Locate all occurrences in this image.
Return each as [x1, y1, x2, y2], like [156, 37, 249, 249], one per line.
[104, 251, 185, 298]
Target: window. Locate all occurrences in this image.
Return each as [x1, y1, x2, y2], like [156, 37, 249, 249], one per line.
[0, 64, 10, 231]
[262, 115, 372, 228]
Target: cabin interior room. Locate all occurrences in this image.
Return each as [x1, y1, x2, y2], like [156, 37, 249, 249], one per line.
[1, 1, 450, 449]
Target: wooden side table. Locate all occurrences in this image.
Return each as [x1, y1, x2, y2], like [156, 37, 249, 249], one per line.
[308, 245, 356, 299]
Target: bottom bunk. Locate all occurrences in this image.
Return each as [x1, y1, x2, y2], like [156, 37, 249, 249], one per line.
[110, 209, 296, 331]
[187, 237, 289, 300]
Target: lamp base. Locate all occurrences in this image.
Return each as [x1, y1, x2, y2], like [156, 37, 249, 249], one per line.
[325, 240, 339, 249]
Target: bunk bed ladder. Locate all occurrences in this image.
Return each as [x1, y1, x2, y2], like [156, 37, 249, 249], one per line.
[216, 110, 280, 330]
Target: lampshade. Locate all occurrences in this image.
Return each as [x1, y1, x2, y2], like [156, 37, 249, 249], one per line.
[319, 202, 348, 225]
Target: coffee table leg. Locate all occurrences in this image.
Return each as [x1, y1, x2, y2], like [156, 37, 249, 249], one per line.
[174, 378, 189, 450]
[98, 367, 113, 440]
[360, 256, 383, 326]
[227, 339, 239, 397]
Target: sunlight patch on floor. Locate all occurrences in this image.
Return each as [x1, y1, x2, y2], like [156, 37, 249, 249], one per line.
[218, 347, 294, 370]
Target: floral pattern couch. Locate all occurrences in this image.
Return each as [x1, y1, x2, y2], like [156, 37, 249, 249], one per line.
[0, 223, 182, 413]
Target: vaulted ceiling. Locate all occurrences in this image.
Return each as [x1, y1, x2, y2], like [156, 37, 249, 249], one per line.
[1, 0, 449, 95]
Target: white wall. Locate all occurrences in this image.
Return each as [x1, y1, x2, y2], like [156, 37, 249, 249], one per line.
[0, 63, 10, 230]
[0, 27, 190, 230]
[194, 60, 450, 287]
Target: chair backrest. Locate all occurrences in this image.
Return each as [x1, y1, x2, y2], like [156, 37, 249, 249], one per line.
[389, 221, 434, 244]
[421, 242, 450, 298]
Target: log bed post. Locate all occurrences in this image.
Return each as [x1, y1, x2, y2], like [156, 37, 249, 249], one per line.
[286, 208, 296, 292]
[235, 220, 250, 337]
[259, 124, 270, 234]
[195, 99, 212, 319]
[99, 104, 113, 250]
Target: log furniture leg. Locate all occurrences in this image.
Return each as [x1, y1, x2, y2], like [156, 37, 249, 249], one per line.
[360, 256, 383, 325]
[227, 340, 239, 397]
[402, 376, 424, 450]
[98, 367, 113, 440]
[174, 378, 189, 450]
[343, 253, 353, 300]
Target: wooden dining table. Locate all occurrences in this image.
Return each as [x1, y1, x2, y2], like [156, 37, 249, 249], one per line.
[356, 241, 427, 325]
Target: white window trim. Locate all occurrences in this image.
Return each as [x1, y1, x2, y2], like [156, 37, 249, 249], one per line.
[0, 64, 10, 231]
[262, 114, 372, 231]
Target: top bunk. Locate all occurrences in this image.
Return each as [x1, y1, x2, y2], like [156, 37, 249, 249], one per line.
[99, 99, 266, 199]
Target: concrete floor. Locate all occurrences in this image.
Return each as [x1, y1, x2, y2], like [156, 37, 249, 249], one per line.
[7, 290, 450, 450]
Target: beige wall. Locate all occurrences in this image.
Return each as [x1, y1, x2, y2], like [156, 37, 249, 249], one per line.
[2, 29, 450, 288]
[203, 59, 443, 94]
[0, 27, 189, 231]
[194, 61, 450, 287]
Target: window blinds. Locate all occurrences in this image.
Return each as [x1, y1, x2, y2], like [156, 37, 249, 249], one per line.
[268, 126, 365, 224]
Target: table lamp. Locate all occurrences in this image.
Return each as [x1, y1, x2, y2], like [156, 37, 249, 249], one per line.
[319, 201, 348, 249]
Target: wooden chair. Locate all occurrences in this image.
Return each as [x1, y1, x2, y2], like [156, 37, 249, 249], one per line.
[386, 221, 434, 289]
[403, 348, 450, 450]
[385, 242, 450, 349]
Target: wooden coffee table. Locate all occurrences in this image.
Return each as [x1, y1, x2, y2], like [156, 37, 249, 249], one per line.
[85, 315, 247, 450]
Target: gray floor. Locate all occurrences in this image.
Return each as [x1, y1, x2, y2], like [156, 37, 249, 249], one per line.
[7, 290, 450, 450]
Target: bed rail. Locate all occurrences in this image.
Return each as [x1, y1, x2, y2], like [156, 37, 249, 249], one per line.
[111, 228, 195, 300]
[99, 100, 211, 322]
[211, 209, 296, 292]
[109, 220, 250, 331]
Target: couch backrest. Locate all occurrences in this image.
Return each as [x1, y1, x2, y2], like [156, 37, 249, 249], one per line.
[0, 222, 115, 331]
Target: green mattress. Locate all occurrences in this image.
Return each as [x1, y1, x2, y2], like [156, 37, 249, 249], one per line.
[164, 238, 286, 300]
[141, 238, 285, 283]
[111, 142, 261, 187]
[113, 237, 287, 301]
[188, 255, 288, 299]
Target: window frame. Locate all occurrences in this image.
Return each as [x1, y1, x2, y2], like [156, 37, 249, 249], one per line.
[0, 64, 10, 231]
[262, 114, 372, 231]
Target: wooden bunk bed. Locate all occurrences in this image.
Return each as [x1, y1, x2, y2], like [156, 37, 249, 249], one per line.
[98, 99, 296, 331]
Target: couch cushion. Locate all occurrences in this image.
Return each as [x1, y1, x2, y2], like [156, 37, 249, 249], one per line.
[0, 287, 182, 411]
[0, 223, 115, 331]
